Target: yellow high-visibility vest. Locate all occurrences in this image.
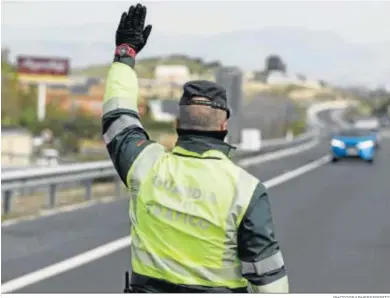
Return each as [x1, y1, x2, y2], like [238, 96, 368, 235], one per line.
[126, 144, 259, 288]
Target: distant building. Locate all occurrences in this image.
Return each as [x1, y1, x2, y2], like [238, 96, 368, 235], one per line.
[1, 126, 33, 167]
[45, 77, 106, 116]
[155, 65, 190, 84]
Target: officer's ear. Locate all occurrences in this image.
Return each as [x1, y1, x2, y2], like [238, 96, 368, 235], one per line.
[174, 118, 180, 129]
[221, 119, 228, 131]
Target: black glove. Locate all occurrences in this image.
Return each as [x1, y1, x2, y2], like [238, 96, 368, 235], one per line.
[116, 3, 152, 55]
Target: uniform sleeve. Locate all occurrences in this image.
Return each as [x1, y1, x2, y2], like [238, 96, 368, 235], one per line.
[237, 183, 289, 293]
[101, 62, 163, 187]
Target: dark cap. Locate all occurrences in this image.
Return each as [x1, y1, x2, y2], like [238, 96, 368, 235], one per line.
[179, 80, 230, 119]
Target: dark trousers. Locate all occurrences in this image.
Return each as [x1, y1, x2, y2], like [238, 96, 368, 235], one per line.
[125, 272, 248, 293]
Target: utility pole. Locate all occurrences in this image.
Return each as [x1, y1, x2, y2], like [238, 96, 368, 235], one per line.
[37, 82, 47, 121]
[215, 67, 243, 145]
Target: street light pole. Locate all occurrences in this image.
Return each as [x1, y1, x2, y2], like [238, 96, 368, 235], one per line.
[37, 82, 47, 121]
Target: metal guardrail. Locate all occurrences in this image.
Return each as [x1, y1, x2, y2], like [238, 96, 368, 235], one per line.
[1, 101, 346, 215]
[1, 161, 115, 189]
[233, 129, 317, 160]
[1, 160, 118, 215]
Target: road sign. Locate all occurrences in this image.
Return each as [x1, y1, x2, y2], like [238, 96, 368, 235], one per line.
[17, 55, 70, 84]
[16, 55, 70, 121]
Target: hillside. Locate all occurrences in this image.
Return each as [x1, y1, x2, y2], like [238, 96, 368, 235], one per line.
[3, 24, 389, 86]
[71, 55, 222, 78]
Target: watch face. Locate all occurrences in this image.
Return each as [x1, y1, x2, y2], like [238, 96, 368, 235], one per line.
[119, 46, 127, 56]
[115, 44, 136, 58]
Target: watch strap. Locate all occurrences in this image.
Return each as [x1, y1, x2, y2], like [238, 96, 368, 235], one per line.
[114, 44, 136, 68]
[115, 44, 137, 58]
[113, 56, 135, 68]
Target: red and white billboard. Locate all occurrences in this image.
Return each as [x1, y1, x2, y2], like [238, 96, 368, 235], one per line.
[17, 56, 70, 76]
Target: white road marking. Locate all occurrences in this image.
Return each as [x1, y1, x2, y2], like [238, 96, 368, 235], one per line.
[1, 237, 131, 294]
[1, 154, 331, 293]
[263, 155, 331, 188]
[238, 138, 319, 167]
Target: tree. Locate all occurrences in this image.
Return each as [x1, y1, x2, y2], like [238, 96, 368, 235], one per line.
[1, 48, 22, 125]
[18, 85, 39, 131]
[1, 48, 105, 156]
[265, 54, 287, 74]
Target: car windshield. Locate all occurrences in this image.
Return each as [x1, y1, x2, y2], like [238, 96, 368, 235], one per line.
[337, 129, 372, 137]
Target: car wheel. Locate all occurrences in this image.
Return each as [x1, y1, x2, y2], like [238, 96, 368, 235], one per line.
[366, 158, 374, 164]
[331, 156, 339, 163]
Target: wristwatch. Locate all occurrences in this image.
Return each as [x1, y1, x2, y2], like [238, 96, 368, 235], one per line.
[115, 44, 136, 59]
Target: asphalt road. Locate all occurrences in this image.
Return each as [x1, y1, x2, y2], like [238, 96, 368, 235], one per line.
[2, 111, 390, 293]
[269, 140, 390, 293]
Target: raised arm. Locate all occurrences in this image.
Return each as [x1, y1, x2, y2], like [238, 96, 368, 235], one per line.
[102, 4, 163, 187]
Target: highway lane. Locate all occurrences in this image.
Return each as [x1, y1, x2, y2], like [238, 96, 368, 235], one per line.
[268, 138, 390, 293]
[317, 109, 337, 126]
[0, 109, 342, 293]
[9, 139, 390, 294]
[7, 139, 390, 293]
[1, 198, 130, 283]
[244, 140, 330, 182]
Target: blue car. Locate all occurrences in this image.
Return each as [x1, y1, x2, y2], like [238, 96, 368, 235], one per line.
[330, 128, 377, 163]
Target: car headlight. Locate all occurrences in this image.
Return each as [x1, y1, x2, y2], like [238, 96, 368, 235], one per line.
[357, 140, 374, 149]
[331, 139, 345, 148]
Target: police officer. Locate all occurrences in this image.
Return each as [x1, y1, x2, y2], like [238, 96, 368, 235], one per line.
[102, 3, 289, 293]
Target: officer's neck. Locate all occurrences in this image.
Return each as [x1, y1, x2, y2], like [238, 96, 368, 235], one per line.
[176, 128, 227, 141]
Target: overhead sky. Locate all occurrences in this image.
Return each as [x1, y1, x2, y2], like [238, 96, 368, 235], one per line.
[2, 0, 390, 44]
[2, 1, 389, 86]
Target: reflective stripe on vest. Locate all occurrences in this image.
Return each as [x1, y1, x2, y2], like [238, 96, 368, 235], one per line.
[131, 237, 242, 282]
[128, 149, 258, 288]
[103, 97, 136, 115]
[126, 143, 165, 226]
[241, 250, 285, 277]
[103, 115, 144, 145]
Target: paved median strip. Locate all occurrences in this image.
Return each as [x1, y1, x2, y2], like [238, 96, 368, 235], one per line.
[1, 154, 331, 294]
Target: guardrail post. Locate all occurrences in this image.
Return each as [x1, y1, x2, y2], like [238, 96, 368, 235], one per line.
[3, 190, 13, 215]
[48, 184, 57, 208]
[85, 180, 92, 200]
